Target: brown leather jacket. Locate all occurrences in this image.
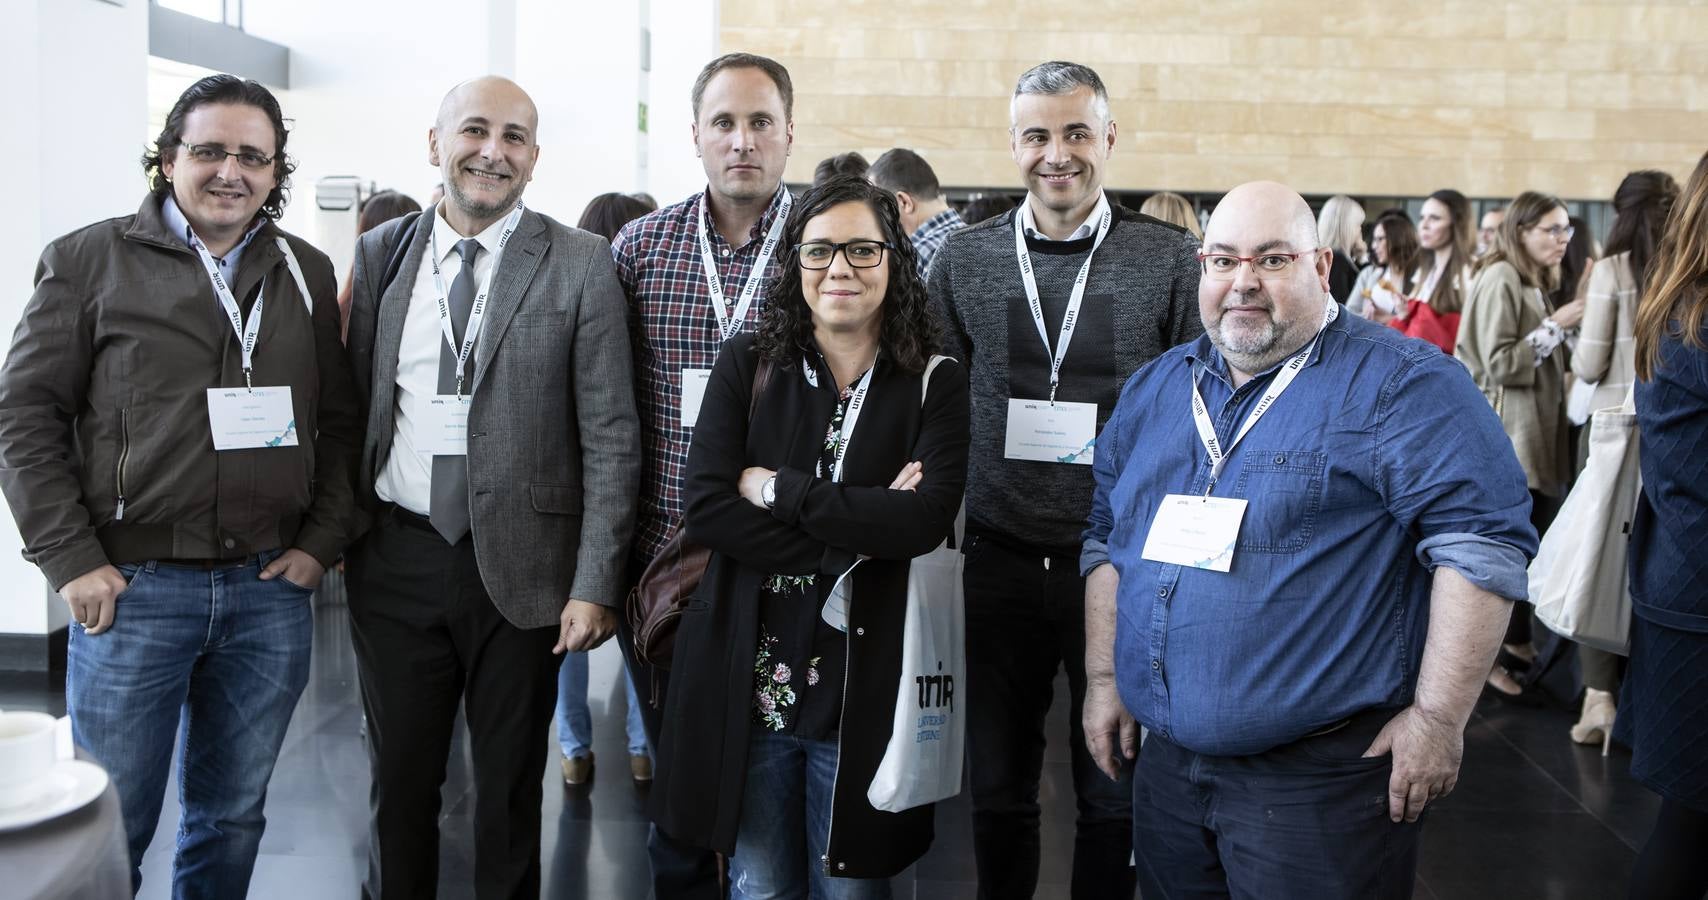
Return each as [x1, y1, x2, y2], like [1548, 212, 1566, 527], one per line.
[0, 195, 365, 589]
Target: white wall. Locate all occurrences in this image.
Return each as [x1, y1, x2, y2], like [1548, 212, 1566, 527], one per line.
[646, 0, 722, 204]
[0, 0, 150, 635]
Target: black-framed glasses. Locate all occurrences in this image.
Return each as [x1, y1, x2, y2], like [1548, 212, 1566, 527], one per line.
[1196, 249, 1322, 281]
[182, 143, 275, 170]
[794, 240, 892, 270]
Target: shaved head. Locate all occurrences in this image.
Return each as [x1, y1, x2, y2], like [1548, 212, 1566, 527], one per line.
[1198, 181, 1334, 382]
[429, 76, 540, 235]
[1203, 181, 1317, 254]
[436, 76, 539, 134]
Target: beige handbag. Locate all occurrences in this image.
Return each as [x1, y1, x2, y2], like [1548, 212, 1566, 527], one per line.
[1528, 389, 1640, 654]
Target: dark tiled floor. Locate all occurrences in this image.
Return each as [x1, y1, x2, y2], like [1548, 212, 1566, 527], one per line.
[0, 588, 1657, 899]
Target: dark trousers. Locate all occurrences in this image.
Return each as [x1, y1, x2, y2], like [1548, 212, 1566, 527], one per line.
[963, 533, 1136, 900]
[347, 507, 563, 900]
[616, 579, 724, 900]
[1132, 709, 1422, 900]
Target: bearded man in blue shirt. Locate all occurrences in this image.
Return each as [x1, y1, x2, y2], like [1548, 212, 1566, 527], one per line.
[1080, 181, 1538, 899]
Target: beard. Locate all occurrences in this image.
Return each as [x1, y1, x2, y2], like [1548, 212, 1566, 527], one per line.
[1206, 301, 1312, 375]
[446, 171, 525, 223]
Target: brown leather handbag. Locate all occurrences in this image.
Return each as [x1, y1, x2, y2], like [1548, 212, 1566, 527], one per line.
[628, 356, 774, 676]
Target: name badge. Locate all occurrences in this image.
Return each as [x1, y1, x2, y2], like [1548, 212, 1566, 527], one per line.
[205, 386, 297, 450]
[1140, 494, 1248, 572]
[1004, 399, 1097, 465]
[680, 368, 712, 427]
[414, 394, 471, 456]
[820, 561, 860, 633]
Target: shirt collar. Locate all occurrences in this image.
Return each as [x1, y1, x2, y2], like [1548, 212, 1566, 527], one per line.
[912, 207, 964, 241]
[432, 202, 512, 264]
[161, 194, 265, 266]
[697, 183, 789, 251]
[1020, 192, 1109, 242]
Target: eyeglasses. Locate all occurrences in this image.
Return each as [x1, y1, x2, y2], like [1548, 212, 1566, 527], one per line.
[1196, 249, 1322, 281]
[182, 143, 275, 170]
[794, 240, 891, 270]
[1532, 225, 1575, 242]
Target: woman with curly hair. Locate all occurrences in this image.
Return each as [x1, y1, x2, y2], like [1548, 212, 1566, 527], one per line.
[650, 175, 970, 898]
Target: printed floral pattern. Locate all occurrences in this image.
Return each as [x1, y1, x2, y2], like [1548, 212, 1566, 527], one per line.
[764, 573, 816, 594]
[753, 628, 798, 731]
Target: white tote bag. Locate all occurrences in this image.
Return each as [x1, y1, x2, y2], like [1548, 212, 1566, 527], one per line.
[1529, 390, 1641, 655]
[867, 357, 967, 813]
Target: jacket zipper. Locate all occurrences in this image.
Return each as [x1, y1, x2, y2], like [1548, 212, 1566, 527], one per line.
[821, 565, 857, 876]
[114, 408, 130, 521]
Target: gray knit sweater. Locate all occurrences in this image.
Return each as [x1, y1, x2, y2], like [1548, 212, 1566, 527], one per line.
[927, 200, 1203, 553]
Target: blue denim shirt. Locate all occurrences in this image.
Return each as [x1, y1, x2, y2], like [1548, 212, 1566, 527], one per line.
[1082, 309, 1537, 756]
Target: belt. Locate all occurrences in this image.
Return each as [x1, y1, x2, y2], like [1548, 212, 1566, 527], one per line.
[157, 555, 262, 571]
[380, 503, 444, 536]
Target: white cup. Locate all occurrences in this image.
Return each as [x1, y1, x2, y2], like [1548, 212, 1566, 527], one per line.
[0, 711, 60, 810]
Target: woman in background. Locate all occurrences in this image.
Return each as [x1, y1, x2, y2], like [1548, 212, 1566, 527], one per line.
[1351, 211, 1421, 321]
[1317, 194, 1365, 304]
[1456, 191, 1581, 701]
[1391, 188, 1475, 352]
[1566, 169, 1679, 750]
[337, 189, 422, 341]
[1139, 191, 1202, 239]
[554, 190, 660, 785]
[1621, 151, 1708, 900]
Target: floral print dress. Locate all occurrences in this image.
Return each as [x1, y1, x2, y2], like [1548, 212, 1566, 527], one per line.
[750, 375, 864, 737]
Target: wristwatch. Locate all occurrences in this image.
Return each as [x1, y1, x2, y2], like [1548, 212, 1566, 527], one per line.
[761, 475, 777, 509]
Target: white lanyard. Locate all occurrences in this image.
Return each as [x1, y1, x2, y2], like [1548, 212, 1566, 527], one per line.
[698, 187, 792, 343]
[1013, 202, 1112, 403]
[191, 233, 309, 391]
[1190, 302, 1339, 494]
[429, 202, 525, 397]
[813, 361, 877, 484]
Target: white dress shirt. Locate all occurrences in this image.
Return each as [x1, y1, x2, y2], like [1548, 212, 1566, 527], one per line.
[1020, 192, 1111, 242]
[374, 207, 508, 514]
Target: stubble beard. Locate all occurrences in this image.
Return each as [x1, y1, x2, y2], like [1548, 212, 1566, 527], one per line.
[1207, 306, 1308, 375]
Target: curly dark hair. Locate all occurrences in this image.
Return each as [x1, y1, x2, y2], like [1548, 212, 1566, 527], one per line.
[755, 175, 938, 375]
[141, 74, 296, 221]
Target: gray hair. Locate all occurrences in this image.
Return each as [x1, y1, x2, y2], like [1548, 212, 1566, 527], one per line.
[1009, 61, 1111, 128]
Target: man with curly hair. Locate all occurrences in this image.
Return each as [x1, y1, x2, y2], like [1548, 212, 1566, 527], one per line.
[0, 74, 363, 895]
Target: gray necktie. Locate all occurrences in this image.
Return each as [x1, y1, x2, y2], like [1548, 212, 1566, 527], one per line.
[428, 238, 481, 544]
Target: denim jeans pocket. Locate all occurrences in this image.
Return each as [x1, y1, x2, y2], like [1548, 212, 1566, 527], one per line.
[1289, 711, 1394, 769]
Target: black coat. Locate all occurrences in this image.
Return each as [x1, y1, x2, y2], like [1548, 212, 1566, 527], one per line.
[649, 333, 970, 878]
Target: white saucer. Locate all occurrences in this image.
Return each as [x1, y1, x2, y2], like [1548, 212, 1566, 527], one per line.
[0, 760, 109, 832]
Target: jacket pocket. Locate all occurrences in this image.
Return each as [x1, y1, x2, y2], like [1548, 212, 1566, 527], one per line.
[529, 483, 583, 515]
[114, 408, 132, 521]
[1231, 449, 1325, 554]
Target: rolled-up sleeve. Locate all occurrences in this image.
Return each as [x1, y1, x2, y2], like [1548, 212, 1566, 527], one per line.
[1377, 352, 1538, 600]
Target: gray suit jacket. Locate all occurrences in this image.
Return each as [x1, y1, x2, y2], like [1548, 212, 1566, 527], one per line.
[347, 206, 640, 628]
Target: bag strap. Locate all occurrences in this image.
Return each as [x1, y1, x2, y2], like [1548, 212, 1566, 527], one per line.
[919, 354, 966, 551]
[274, 237, 315, 317]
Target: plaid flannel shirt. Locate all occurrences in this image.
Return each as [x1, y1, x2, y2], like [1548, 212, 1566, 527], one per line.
[909, 207, 965, 279]
[612, 187, 791, 568]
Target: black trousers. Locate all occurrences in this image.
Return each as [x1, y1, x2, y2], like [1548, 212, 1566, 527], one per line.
[347, 506, 562, 900]
[963, 533, 1136, 900]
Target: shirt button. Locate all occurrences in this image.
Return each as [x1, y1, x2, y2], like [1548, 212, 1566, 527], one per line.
[222, 538, 236, 550]
[1157, 587, 1168, 598]
[1152, 659, 1161, 670]
[1274, 454, 1287, 465]
[836, 862, 846, 871]
[855, 627, 865, 636]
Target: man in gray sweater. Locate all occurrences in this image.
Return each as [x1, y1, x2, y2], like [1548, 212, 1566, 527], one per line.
[927, 60, 1202, 900]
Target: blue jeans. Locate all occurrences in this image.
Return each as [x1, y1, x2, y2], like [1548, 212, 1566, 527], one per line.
[729, 730, 890, 900]
[555, 646, 649, 758]
[66, 550, 314, 899]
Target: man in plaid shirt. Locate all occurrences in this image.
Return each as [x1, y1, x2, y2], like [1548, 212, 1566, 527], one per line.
[869, 147, 966, 279]
[609, 51, 795, 900]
